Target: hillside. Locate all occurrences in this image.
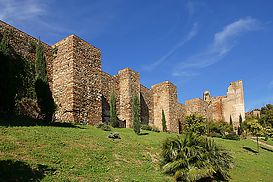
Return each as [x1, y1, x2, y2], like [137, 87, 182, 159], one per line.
[1, 123, 273, 181]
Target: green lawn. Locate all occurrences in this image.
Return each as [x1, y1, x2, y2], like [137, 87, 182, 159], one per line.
[263, 138, 273, 146]
[0, 123, 273, 181]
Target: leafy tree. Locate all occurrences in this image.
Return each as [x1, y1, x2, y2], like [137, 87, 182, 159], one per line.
[35, 40, 56, 121]
[246, 118, 263, 152]
[161, 132, 233, 181]
[109, 89, 118, 127]
[207, 120, 232, 136]
[229, 115, 233, 126]
[132, 91, 140, 134]
[162, 109, 167, 132]
[238, 114, 243, 135]
[35, 40, 47, 82]
[184, 114, 207, 135]
[260, 104, 273, 128]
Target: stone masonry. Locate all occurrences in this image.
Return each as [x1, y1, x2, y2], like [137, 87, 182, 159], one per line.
[0, 20, 246, 132]
[185, 80, 245, 128]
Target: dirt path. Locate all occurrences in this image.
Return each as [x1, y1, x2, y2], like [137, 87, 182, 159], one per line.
[250, 138, 273, 150]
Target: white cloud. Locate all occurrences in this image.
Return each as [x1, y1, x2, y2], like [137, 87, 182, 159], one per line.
[173, 17, 261, 76]
[142, 23, 198, 71]
[0, 0, 46, 22]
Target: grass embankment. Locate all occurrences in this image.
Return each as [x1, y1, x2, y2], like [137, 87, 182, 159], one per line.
[214, 137, 273, 182]
[1, 123, 273, 181]
[0, 124, 174, 181]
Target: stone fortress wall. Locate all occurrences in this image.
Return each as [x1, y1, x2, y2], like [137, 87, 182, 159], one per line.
[185, 80, 245, 128]
[0, 20, 245, 132]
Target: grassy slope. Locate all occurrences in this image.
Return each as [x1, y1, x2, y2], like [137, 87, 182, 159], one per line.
[0, 125, 174, 182]
[1, 125, 273, 181]
[214, 138, 273, 182]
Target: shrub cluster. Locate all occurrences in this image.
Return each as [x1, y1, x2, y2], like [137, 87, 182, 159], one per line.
[96, 123, 112, 131]
[108, 132, 121, 139]
[141, 124, 160, 132]
[222, 131, 240, 140]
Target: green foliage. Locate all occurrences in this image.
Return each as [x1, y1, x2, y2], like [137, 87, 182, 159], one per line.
[96, 123, 112, 131]
[108, 132, 121, 139]
[246, 118, 264, 152]
[141, 124, 160, 132]
[34, 40, 56, 121]
[222, 132, 240, 140]
[109, 90, 118, 128]
[2, 123, 273, 181]
[132, 92, 140, 134]
[184, 114, 207, 135]
[141, 124, 152, 131]
[229, 115, 233, 128]
[161, 133, 233, 181]
[35, 41, 47, 82]
[264, 127, 273, 137]
[207, 120, 232, 137]
[162, 109, 167, 132]
[260, 104, 273, 128]
[246, 118, 264, 136]
[0, 36, 36, 115]
[0, 32, 10, 56]
[238, 114, 243, 135]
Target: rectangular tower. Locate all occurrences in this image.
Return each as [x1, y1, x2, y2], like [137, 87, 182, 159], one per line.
[152, 81, 179, 132]
[222, 80, 245, 127]
[52, 35, 102, 124]
[117, 68, 140, 128]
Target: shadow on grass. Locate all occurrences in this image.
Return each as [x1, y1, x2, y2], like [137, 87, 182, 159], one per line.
[243, 146, 259, 154]
[261, 146, 273, 153]
[0, 159, 55, 182]
[0, 115, 84, 129]
[139, 132, 149, 136]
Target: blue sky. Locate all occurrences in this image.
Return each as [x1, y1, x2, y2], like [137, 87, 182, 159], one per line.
[1, 0, 273, 111]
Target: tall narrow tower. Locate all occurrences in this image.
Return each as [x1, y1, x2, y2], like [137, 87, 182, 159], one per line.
[222, 80, 245, 127]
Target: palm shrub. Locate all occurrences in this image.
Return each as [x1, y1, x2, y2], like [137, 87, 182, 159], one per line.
[132, 91, 140, 134]
[161, 133, 232, 181]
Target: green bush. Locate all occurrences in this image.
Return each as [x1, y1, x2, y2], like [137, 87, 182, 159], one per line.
[96, 123, 112, 131]
[223, 132, 240, 140]
[209, 132, 223, 138]
[184, 114, 207, 135]
[141, 124, 160, 132]
[108, 132, 121, 139]
[141, 124, 152, 131]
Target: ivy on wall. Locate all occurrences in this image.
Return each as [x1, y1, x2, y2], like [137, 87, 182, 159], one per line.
[0, 32, 55, 121]
[0, 32, 36, 115]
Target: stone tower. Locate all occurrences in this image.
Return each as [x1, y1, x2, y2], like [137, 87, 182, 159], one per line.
[222, 80, 245, 127]
[117, 68, 140, 128]
[152, 81, 179, 132]
[52, 35, 102, 124]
